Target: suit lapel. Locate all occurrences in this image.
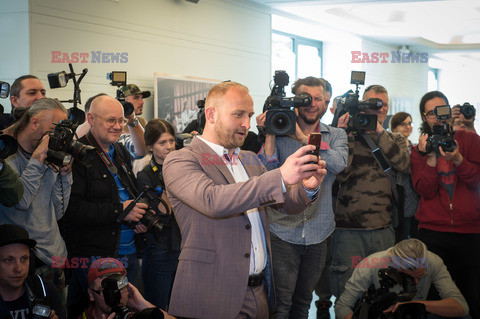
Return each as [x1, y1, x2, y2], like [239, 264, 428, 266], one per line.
[190, 137, 236, 185]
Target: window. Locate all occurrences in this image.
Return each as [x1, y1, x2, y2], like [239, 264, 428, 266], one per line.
[272, 31, 323, 92]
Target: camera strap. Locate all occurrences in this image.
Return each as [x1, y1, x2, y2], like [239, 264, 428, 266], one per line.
[149, 158, 166, 190]
[360, 133, 400, 228]
[85, 132, 138, 198]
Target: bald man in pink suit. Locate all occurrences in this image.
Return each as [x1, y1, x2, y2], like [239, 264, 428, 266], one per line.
[163, 81, 327, 319]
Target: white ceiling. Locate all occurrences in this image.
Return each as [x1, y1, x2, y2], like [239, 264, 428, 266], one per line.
[250, 0, 480, 55]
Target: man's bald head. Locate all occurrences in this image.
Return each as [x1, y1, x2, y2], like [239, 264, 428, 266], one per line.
[89, 95, 123, 117]
[87, 95, 126, 150]
[205, 81, 249, 111]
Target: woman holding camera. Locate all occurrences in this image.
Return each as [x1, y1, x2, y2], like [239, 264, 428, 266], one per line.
[411, 91, 480, 318]
[136, 119, 181, 310]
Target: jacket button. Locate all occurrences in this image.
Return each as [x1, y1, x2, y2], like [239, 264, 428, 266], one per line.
[244, 253, 250, 258]
[114, 210, 118, 214]
[112, 232, 115, 235]
[102, 174, 107, 178]
[245, 224, 251, 229]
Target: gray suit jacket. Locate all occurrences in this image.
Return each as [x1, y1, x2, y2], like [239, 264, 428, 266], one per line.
[163, 137, 313, 319]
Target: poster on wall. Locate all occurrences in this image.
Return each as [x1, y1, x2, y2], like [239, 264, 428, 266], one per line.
[154, 73, 220, 133]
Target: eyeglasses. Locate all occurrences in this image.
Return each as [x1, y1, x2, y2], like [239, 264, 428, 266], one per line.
[423, 111, 436, 119]
[92, 113, 128, 127]
[399, 122, 413, 127]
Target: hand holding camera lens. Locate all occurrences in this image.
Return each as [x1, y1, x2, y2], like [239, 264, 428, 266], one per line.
[123, 201, 148, 223]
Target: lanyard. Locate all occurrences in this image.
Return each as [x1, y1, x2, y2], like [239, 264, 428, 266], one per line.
[85, 131, 138, 198]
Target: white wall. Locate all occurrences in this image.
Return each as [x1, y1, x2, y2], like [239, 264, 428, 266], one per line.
[1, 0, 272, 120]
[0, 0, 30, 104]
[273, 14, 430, 142]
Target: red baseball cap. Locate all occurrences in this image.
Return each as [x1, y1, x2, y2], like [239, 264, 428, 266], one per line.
[87, 258, 126, 286]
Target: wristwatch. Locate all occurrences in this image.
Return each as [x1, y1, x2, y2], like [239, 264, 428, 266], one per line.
[128, 118, 139, 127]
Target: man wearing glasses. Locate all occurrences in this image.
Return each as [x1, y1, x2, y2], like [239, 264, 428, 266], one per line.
[335, 239, 469, 319]
[65, 95, 147, 319]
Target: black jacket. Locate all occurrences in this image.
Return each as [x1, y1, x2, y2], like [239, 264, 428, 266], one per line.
[63, 132, 137, 257]
[136, 163, 181, 252]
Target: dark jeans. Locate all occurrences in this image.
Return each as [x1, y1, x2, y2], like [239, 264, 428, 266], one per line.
[142, 241, 179, 310]
[270, 232, 327, 319]
[418, 229, 480, 319]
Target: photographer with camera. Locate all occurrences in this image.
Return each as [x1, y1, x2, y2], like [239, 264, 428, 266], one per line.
[82, 258, 173, 319]
[0, 98, 72, 302]
[0, 224, 65, 319]
[257, 76, 348, 318]
[64, 95, 148, 319]
[0, 75, 46, 130]
[332, 84, 410, 299]
[411, 91, 480, 319]
[135, 119, 181, 310]
[335, 238, 468, 319]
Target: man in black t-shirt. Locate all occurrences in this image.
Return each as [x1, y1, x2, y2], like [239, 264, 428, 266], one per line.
[0, 224, 63, 319]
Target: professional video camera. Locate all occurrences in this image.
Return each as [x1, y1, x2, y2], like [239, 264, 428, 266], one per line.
[332, 71, 383, 133]
[117, 185, 172, 243]
[107, 71, 134, 117]
[46, 119, 95, 168]
[454, 102, 475, 120]
[48, 63, 88, 125]
[263, 70, 312, 135]
[353, 267, 425, 319]
[423, 105, 456, 155]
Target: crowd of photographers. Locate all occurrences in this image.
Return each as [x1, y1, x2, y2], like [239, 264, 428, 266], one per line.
[0, 70, 478, 319]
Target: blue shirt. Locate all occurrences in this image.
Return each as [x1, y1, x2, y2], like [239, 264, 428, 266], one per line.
[258, 123, 348, 245]
[106, 145, 136, 255]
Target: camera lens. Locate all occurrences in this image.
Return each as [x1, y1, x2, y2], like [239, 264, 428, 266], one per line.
[272, 113, 288, 131]
[357, 114, 371, 128]
[0, 134, 18, 159]
[121, 101, 134, 117]
[441, 138, 456, 153]
[461, 103, 475, 119]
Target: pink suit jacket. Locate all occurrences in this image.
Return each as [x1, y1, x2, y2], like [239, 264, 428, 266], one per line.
[163, 137, 313, 319]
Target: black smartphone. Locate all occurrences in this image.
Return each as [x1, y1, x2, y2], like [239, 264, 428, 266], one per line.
[307, 132, 322, 163]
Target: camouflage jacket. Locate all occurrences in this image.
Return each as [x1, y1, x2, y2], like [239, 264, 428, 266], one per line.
[335, 131, 410, 229]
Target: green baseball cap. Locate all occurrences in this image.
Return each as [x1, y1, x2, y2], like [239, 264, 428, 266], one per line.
[120, 84, 151, 99]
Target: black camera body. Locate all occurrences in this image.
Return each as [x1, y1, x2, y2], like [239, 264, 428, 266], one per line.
[117, 185, 171, 243]
[457, 102, 475, 120]
[263, 70, 312, 135]
[107, 71, 134, 117]
[333, 71, 382, 133]
[425, 105, 456, 154]
[102, 273, 132, 319]
[353, 267, 424, 319]
[46, 119, 95, 167]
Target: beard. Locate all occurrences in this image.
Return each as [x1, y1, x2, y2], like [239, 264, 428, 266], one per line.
[214, 119, 246, 149]
[298, 109, 321, 125]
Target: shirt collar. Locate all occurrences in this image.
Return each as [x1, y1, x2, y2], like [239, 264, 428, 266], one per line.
[197, 136, 241, 161]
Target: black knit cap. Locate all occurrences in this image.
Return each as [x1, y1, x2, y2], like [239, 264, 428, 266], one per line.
[0, 224, 36, 248]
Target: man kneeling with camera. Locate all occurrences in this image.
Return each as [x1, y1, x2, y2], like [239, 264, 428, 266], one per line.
[335, 239, 469, 319]
[83, 258, 173, 319]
